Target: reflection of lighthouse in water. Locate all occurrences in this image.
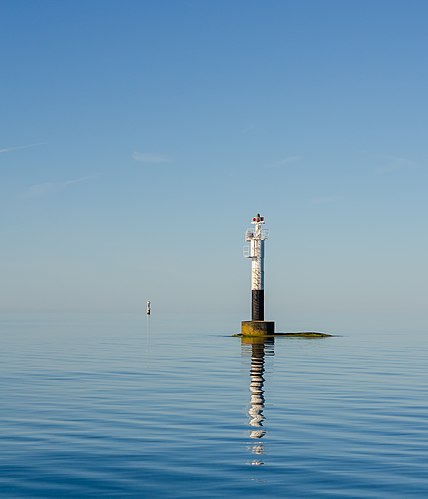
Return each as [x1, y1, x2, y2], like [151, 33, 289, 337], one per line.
[242, 336, 274, 466]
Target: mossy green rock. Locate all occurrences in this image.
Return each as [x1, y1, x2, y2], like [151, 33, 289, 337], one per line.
[233, 331, 332, 338]
[277, 332, 332, 338]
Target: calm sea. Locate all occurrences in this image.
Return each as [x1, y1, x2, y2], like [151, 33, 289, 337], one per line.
[1, 313, 427, 498]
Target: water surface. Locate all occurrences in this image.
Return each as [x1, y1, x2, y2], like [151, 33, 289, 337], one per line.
[1, 314, 427, 497]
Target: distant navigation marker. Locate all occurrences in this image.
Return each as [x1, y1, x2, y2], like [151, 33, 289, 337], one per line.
[242, 214, 275, 336]
[146, 300, 151, 316]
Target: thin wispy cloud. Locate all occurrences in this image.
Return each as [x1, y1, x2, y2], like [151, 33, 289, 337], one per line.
[21, 175, 95, 198]
[266, 156, 302, 168]
[373, 155, 418, 174]
[133, 152, 171, 164]
[241, 124, 257, 134]
[0, 142, 47, 154]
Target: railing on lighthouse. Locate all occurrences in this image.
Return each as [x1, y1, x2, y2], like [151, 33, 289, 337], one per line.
[244, 214, 269, 321]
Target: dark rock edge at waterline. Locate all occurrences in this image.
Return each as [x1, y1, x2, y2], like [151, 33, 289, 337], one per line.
[232, 332, 333, 338]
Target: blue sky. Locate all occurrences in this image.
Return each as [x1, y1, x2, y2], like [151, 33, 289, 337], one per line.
[1, 0, 427, 333]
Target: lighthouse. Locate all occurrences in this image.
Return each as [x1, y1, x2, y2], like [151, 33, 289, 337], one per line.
[241, 214, 275, 336]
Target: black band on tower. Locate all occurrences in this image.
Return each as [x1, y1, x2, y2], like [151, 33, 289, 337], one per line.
[252, 289, 264, 321]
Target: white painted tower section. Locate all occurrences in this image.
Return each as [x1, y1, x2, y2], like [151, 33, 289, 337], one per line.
[245, 214, 268, 291]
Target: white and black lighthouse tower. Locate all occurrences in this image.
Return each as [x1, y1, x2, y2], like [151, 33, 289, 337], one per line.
[242, 214, 275, 336]
[247, 214, 266, 321]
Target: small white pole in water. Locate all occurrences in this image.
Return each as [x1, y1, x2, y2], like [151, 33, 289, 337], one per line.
[146, 300, 151, 353]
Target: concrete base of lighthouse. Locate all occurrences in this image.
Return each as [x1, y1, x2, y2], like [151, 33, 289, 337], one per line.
[241, 320, 275, 336]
